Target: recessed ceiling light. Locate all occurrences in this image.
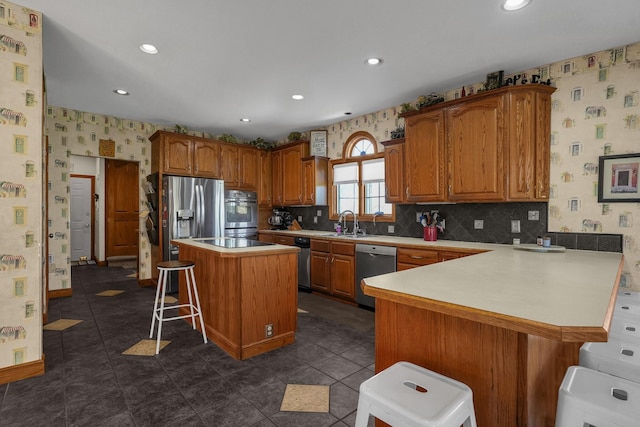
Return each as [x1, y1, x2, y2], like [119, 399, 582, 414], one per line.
[139, 43, 158, 54]
[113, 89, 129, 95]
[292, 94, 304, 100]
[501, 0, 531, 11]
[365, 57, 383, 66]
[240, 118, 251, 123]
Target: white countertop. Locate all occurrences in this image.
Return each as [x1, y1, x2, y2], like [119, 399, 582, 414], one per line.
[259, 229, 623, 340]
[172, 237, 300, 255]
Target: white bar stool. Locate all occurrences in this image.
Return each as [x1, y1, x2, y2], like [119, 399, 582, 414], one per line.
[556, 366, 640, 427]
[614, 300, 640, 319]
[617, 289, 640, 305]
[355, 361, 477, 427]
[580, 339, 640, 383]
[610, 316, 640, 343]
[149, 260, 207, 354]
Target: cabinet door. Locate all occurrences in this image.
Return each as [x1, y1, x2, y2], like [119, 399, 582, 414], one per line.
[447, 95, 505, 201]
[193, 140, 221, 178]
[405, 110, 446, 202]
[384, 140, 405, 203]
[508, 90, 535, 200]
[271, 150, 283, 206]
[258, 151, 272, 207]
[238, 147, 258, 190]
[220, 145, 239, 187]
[282, 146, 304, 205]
[331, 253, 355, 300]
[310, 250, 331, 293]
[163, 138, 193, 175]
[302, 159, 315, 205]
[534, 91, 552, 200]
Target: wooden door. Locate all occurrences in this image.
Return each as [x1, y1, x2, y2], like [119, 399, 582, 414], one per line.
[220, 144, 239, 187]
[405, 110, 446, 202]
[271, 150, 283, 206]
[282, 145, 303, 205]
[163, 137, 192, 175]
[105, 159, 139, 258]
[238, 146, 258, 190]
[447, 95, 505, 201]
[193, 140, 221, 178]
[258, 150, 272, 207]
[383, 139, 405, 203]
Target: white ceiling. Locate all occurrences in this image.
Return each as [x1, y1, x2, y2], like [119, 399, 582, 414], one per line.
[14, 0, 640, 141]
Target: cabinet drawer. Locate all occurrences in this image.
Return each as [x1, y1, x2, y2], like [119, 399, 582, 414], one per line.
[439, 250, 481, 262]
[273, 235, 294, 246]
[397, 247, 439, 266]
[331, 241, 355, 256]
[311, 239, 330, 253]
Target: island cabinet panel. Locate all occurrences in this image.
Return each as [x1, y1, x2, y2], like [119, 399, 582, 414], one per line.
[176, 244, 297, 360]
[374, 299, 580, 427]
[447, 94, 505, 201]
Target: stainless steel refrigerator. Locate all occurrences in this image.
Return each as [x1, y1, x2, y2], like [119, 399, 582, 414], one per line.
[161, 176, 225, 292]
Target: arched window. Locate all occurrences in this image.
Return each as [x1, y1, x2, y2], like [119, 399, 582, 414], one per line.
[330, 132, 394, 225]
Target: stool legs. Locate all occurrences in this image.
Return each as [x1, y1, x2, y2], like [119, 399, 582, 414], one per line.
[149, 264, 207, 355]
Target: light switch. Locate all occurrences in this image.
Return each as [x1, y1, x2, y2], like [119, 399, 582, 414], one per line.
[316, 210, 322, 217]
[388, 225, 395, 233]
[511, 220, 521, 233]
[474, 220, 483, 229]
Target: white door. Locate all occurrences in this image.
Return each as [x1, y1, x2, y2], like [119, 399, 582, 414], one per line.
[70, 177, 93, 261]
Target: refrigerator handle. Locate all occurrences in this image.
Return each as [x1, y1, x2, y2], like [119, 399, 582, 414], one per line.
[198, 184, 204, 237]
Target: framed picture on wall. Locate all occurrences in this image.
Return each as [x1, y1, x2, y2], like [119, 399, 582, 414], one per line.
[310, 130, 328, 156]
[598, 153, 640, 202]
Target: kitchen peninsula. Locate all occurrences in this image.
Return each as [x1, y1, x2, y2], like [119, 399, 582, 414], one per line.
[172, 238, 300, 360]
[362, 246, 623, 427]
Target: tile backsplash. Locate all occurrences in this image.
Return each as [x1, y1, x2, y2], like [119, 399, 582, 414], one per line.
[287, 202, 622, 253]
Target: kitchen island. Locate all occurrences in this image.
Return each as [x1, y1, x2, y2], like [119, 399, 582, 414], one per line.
[172, 238, 300, 360]
[362, 246, 623, 427]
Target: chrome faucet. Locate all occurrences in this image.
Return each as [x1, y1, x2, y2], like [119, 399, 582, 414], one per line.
[338, 210, 358, 236]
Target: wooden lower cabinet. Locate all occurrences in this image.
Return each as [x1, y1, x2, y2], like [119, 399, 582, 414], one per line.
[397, 247, 482, 270]
[176, 243, 298, 360]
[310, 240, 355, 301]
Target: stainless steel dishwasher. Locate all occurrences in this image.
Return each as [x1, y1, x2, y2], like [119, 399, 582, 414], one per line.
[355, 243, 397, 309]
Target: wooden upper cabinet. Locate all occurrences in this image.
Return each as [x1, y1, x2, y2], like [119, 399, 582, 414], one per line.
[447, 94, 505, 201]
[381, 139, 405, 203]
[220, 144, 239, 186]
[238, 146, 259, 190]
[398, 84, 555, 203]
[193, 140, 221, 178]
[302, 156, 328, 206]
[271, 141, 310, 206]
[271, 149, 284, 206]
[162, 136, 193, 175]
[405, 110, 446, 202]
[258, 150, 272, 207]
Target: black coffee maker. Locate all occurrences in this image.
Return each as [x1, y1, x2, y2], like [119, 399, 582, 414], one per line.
[268, 209, 293, 230]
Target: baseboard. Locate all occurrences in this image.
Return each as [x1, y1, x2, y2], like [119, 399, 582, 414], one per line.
[138, 278, 156, 287]
[48, 288, 73, 299]
[0, 356, 45, 385]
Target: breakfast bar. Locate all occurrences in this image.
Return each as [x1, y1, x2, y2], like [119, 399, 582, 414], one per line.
[362, 246, 624, 427]
[172, 238, 300, 360]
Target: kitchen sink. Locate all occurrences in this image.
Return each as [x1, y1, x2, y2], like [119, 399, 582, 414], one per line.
[321, 233, 370, 239]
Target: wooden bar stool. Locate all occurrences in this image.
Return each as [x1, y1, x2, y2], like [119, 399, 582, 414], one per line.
[355, 361, 477, 427]
[149, 260, 207, 354]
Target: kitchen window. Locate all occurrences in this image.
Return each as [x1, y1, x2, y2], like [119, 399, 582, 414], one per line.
[330, 132, 394, 222]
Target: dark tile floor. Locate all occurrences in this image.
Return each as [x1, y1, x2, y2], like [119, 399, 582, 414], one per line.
[0, 266, 376, 426]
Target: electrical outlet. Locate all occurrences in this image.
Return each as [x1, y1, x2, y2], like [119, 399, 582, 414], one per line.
[528, 210, 540, 221]
[388, 225, 395, 233]
[416, 212, 422, 223]
[313, 216, 318, 224]
[511, 220, 521, 233]
[474, 220, 483, 229]
[316, 210, 322, 217]
[297, 215, 303, 222]
[265, 323, 273, 338]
